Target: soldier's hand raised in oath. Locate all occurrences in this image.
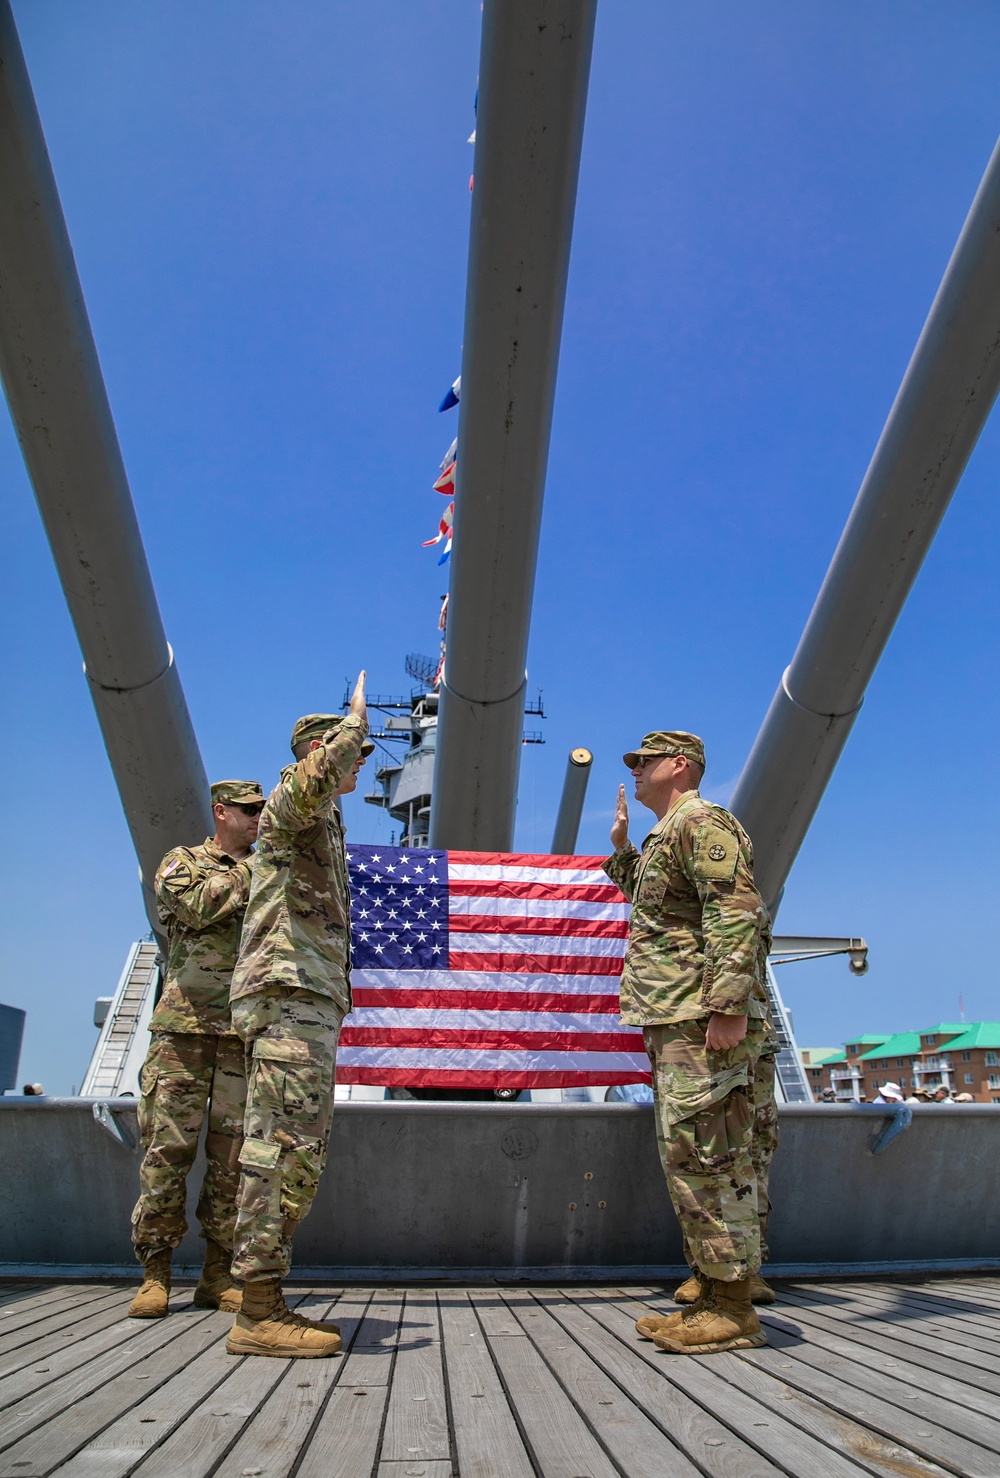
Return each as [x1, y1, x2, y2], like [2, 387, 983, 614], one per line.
[349, 670, 368, 728]
[610, 783, 629, 852]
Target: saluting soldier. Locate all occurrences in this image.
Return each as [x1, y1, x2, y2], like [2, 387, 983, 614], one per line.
[129, 780, 266, 1319]
[225, 672, 372, 1359]
[604, 731, 776, 1355]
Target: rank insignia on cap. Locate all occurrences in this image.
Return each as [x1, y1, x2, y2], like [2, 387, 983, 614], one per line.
[708, 844, 727, 861]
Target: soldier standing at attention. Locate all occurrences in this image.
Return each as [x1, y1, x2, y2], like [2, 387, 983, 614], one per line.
[129, 780, 266, 1319]
[604, 732, 774, 1355]
[225, 672, 372, 1359]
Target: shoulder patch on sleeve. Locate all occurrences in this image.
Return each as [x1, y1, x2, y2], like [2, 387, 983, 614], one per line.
[693, 823, 739, 882]
[158, 857, 194, 893]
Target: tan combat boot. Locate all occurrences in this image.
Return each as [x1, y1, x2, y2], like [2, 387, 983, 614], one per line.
[636, 1272, 708, 1339]
[226, 1277, 342, 1358]
[193, 1240, 242, 1313]
[749, 1272, 776, 1304]
[128, 1249, 172, 1319]
[651, 1277, 768, 1354]
[673, 1269, 707, 1304]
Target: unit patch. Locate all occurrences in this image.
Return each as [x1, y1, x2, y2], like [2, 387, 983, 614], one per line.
[694, 825, 739, 883]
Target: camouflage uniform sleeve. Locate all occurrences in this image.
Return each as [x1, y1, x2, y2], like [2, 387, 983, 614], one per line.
[269, 713, 370, 833]
[675, 811, 766, 1016]
[603, 842, 641, 901]
[154, 849, 253, 932]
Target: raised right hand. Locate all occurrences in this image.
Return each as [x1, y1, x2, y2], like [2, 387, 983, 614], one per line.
[349, 670, 368, 727]
[610, 783, 629, 851]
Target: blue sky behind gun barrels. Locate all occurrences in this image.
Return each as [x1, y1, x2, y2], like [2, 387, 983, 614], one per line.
[2, 1, 999, 1092]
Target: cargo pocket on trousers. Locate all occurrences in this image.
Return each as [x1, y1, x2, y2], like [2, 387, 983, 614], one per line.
[657, 1060, 748, 1126]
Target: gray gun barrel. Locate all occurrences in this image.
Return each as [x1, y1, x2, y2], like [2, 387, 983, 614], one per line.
[551, 748, 593, 854]
[731, 135, 1000, 913]
[0, 2, 211, 927]
[430, 0, 597, 851]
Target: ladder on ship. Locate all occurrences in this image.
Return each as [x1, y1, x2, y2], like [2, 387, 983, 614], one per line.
[765, 964, 812, 1103]
[81, 940, 161, 1097]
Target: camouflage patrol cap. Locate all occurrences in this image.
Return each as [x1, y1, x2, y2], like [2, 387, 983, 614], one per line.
[622, 731, 706, 771]
[211, 779, 266, 806]
[290, 713, 375, 757]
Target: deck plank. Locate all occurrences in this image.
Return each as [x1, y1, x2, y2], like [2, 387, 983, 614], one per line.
[756, 1308, 1000, 1448]
[294, 1385, 389, 1478]
[337, 1292, 403, 1387]
[501, 1288, 704, 1477]
[438, 1291, 534, 1478]
[579, 1288, 875, 1478]
[812, 1282, 1000, 1349]
[772, 1293, 1000, 1415]
[131, 1293, 349, 1478]
[0, 1310, 224, 1473]
[377, 1462, 453, 1476]
[379, 1293, 450, 1466]
[0, 1278, 994, 1478]
[0, 1286, 112, 1336]
[0, 1291, 133, 1377]
[549, 1291, 785, 1478]
[0, 1308, 214, 1451]
[780, 1282, 1000, 1358]
[775, 1286, 1000, 1386]
[469, 1290, 619, 1478]
[209, 1293, 370, 1478]
[744, 1315, 1000, 1477]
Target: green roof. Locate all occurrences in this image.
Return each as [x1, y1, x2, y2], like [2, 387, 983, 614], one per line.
[801, 1048, 841, 1066]
[934, 1022, 1000, 1052]
[859, 1032, 922, 1060]
[917, 1023, 966, 1040]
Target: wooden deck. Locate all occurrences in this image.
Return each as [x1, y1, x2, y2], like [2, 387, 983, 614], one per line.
[0, 1276, 998, 1477]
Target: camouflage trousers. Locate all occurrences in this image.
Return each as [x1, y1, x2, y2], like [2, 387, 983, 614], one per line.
[131, 1031, 247, 1256]
[645, 1019, 773, 1282]
[230, 986, 344, 1283]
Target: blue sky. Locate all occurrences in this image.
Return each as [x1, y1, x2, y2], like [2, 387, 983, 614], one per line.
[2, 1, 999, 1091]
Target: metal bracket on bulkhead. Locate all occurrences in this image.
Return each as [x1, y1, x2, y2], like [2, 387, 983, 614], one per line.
[92, 1100, 136, 1150]
[864, 1102, 913, 1156]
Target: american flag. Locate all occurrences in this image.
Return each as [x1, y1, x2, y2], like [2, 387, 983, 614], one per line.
[337, 845, 649, 1089]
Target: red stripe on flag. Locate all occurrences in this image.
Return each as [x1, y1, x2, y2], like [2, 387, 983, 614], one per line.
[453, 914, 628, 938]
[447, 851, 609, 869]
[448, 951, 623, 976]
[339, 1028, 644, 1051]
[351, 988, 622, 1013]
[338, 1068, 652, 1088]
[449, 880, 621, 902]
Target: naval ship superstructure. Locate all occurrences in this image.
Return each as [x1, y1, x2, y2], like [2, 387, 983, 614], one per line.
[2, 0, 999, 1290]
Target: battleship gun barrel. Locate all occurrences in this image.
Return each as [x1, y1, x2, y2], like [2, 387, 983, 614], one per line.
[0, 2, 210, 927]
[430, 0, 597, 851]
[731, 135, 1000, 913]
[551, 747, 593, 855]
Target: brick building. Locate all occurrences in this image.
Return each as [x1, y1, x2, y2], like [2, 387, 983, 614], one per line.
[802, 1022, 1000, 1102]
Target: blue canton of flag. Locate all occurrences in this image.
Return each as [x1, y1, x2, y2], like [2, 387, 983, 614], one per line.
[348, 846, 450, 970]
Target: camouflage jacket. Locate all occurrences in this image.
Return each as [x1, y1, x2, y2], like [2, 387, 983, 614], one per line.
[151, 837, 254, 1034]
[230, 713, 369, 1012]
[604, 790, 771, 1027]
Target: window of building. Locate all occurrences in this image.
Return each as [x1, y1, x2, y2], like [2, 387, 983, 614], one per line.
[880, 1060, 887, 1069]
[993, 1096, 1000, 1105]
[965, 1074, 974, 1085]
[925, 1056, 939, 1067]
[988, 1074, 1000, 1090]
[986, 1052, 998, 1068]
[922, 1036, 937, 1047]
[871, 1080, 879, 1090]
[896, 1058, 905, 1067]
[962, 1051, 971, 1062]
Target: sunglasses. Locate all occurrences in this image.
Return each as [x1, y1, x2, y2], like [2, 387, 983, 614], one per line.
[228, 801, 265, 816]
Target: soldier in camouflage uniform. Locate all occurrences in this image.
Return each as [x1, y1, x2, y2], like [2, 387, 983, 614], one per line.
[225, 672, 372, 1360]
[128, 780, 266, 1320]
[603, 731, 776, 1355]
